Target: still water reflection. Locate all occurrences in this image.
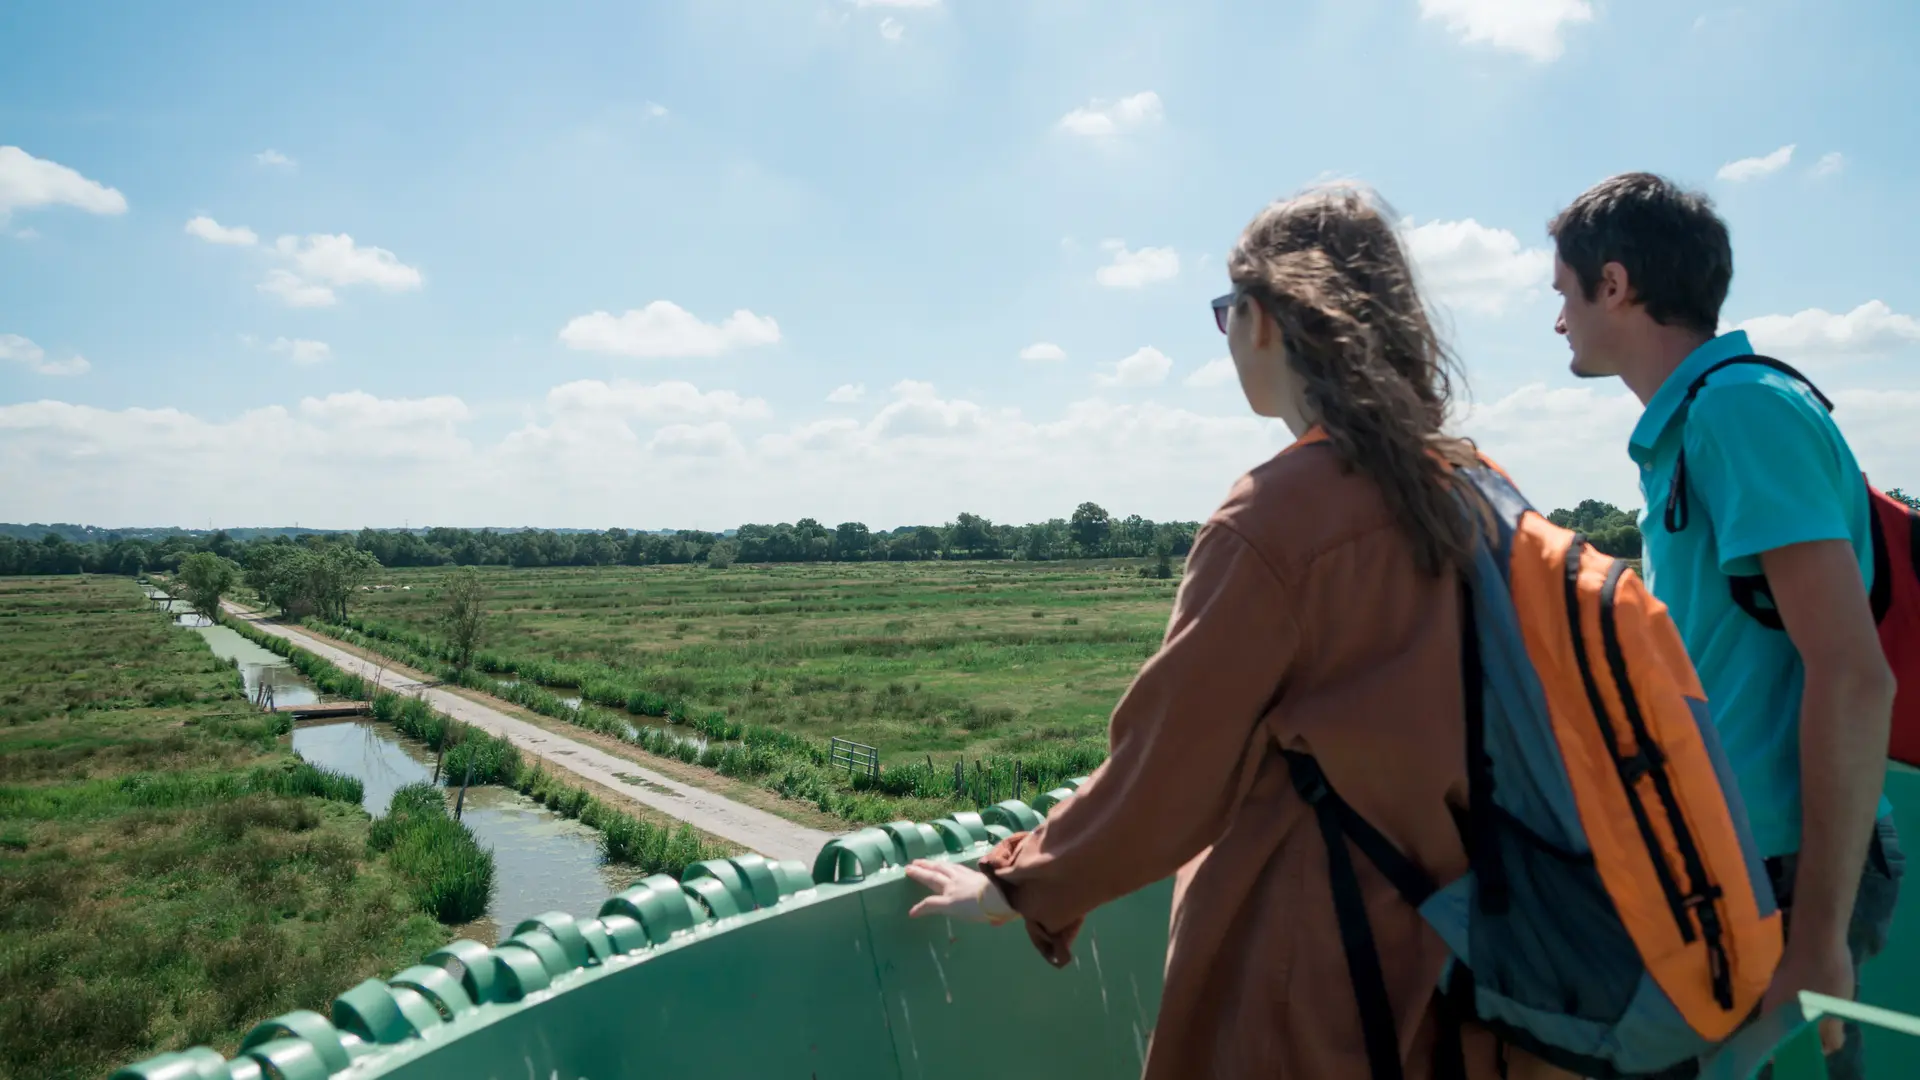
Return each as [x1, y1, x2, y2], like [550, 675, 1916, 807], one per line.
[292, 720, 634, 938]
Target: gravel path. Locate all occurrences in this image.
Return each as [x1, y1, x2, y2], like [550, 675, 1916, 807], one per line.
[225, 603, 835, 864]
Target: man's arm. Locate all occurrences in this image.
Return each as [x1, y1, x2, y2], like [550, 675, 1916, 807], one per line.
[1762, 537, 1894, 955]
[1686, 382, 1895, 1042]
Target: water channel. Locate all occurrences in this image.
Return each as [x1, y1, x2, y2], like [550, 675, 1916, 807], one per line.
[146, 586, 633, 941]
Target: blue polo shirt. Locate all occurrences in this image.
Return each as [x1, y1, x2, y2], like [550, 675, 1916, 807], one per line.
[1629, 329, 1886, 859]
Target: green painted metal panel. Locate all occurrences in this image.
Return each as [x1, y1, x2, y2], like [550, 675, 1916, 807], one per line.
[1857, 764, 1920, 1072]
[863, 872, 1171, 1080]
[105, 774, 1920, 1080]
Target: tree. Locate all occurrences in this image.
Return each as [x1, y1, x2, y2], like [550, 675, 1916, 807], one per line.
[833, 522, 871, 561]
[1548, 499, 1642, 559]
[313, 545, 381, 622]
[706, 541, 738, 569]
[442, 567, 489, 671]
[950, 512, 993, 556]
[1070, 502, 1112, 556]
[177, 552, 237, 621]
[240, 542, 378, 621]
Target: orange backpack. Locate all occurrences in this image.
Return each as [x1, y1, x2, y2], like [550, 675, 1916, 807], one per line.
[1285, 454, 1783, 1079]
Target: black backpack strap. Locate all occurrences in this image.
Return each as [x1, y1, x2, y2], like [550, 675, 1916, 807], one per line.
[1285, 751, 1439, 1080]
[1460, 575, 1508, 913]
[1662, 354, 1834, 534]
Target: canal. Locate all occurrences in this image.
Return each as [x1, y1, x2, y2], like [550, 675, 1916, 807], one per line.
[147, 586, 632, 941]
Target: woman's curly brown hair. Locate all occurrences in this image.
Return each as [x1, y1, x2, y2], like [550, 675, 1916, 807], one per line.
[1227, 183, 1481, 577]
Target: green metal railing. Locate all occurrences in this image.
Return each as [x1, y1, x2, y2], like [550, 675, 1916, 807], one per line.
[111, 772, 1920, 1080]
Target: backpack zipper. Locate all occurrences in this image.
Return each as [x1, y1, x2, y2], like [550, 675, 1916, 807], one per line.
[1563, 537, 1695, 944]
[1597, 559, 1733, 1010]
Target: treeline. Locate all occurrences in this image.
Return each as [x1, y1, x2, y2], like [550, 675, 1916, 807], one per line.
[0, 502, 1203, 576]
[26, 489, 1908, 579]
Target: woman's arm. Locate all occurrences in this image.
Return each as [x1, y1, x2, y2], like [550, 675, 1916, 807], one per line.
[909, 519, 1302, 963]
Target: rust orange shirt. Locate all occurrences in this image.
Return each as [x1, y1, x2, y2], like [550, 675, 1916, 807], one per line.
[979, 436, 1574, 1080]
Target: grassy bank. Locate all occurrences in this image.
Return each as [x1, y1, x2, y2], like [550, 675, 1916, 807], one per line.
[221, 613, 736, 877]
[0, 576, 447, 1080]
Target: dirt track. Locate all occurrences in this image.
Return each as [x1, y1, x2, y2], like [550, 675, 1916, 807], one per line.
[224, 602, 835, 864]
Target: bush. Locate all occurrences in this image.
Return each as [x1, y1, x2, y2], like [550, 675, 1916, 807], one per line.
[369, 782, 494, 923]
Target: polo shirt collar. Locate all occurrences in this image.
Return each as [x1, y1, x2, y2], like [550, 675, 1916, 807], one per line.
[1628, 329, 1754, 462]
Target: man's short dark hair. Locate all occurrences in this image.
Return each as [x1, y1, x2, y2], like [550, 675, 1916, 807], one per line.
[1547, 172, 1732, 336]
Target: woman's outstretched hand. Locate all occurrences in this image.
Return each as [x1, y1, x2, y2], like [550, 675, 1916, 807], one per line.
[905, 859, 1017, 925]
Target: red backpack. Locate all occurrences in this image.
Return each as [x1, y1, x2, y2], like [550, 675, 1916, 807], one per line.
[1661, 354, 1920, 766]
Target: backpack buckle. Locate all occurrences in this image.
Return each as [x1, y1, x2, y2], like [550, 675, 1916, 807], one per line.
[1619, 746, 1664, 784]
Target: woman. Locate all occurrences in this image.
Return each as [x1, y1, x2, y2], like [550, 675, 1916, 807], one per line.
[906, 184, 1573, 1079]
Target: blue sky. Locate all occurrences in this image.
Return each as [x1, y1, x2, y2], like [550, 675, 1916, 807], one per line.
[3, 0, 1917, 530]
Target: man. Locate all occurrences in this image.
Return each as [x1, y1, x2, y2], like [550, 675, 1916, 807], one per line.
[1546, 171, 1903, 1076]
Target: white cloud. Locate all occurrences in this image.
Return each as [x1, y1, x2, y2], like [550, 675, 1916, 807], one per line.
[0, 146, 128, 218]
[1717, 144, 1795, 182]
[255, 149, 297, 169]
[1184, 357, 1237, 388]
[649, 422, 745, 458]
[258, 269, 337, 308]
[850, 0, 938, 6]
[827, 383, 867, 403]
[544, 379, 772, 421]
[0, 333, 90, 376]
[1832, 390, 1920, 489]
[646, 102, 669, 118]
[1402, 217, 1552, 316]
[1813, 151, 1845, 178]
[1456, 382, 1647, 512]
[1730, 301, 1920, 363]
[268, 337, 331, 365]
[185, 215, 259, 247]
[11, 228, 39, 241]
[1095, 240, 1180, 289]
[14, 365, 1919, 534]
[1418, 0, 1594, 62]
[559, 301, 781, 358]
[879, 17, 905, 40]
[870, 379, 992, 438]
[251, 234, 423, 308]
[273, 233, 423, 291]
[1019, 342, 1067, 362]
[1450, 374, 1920, 514]
[1095, 346, 1173, 387]
[1057, 92, 1164, 138]
[185, 225, 419, 307]
[0, 380, 1243, 529]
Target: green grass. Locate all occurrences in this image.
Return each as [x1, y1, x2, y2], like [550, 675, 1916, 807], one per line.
[369, 783, 494, 924]
[285, 561, 1175, 824]
[0, 576, 448, 1080]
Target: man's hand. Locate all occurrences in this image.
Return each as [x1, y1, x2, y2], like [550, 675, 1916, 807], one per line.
[1761, 933, 1854, 1054]
[905, 859, 1016, 924]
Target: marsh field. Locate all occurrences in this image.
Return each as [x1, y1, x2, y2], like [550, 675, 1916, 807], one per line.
[348, 559, 1178, 756]
[0, 576, 447, 1080]
[289, 559, 1180, 823]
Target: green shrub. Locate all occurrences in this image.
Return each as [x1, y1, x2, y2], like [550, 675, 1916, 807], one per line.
[369, 781, 494, 924]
